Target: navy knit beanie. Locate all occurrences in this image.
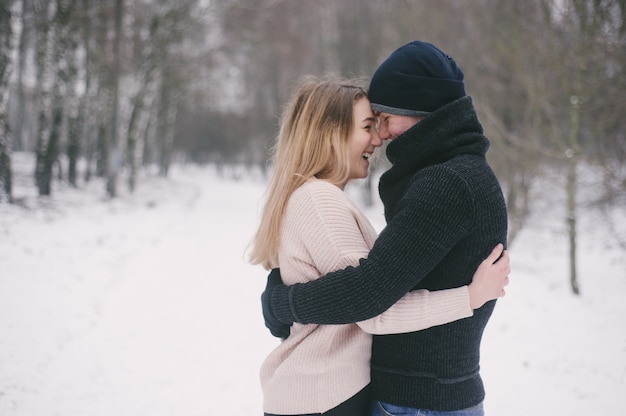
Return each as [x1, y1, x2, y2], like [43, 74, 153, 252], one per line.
[369, 41, 466, 116]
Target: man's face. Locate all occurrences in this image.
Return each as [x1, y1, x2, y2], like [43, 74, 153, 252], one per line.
[376, 112, 424, 141]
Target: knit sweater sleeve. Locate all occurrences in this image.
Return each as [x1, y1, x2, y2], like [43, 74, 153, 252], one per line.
[272, 167, 476, 325]
[356, 286, 472, 335]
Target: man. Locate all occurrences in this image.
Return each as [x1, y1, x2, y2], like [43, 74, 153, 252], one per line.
[261, 40, 508, 415]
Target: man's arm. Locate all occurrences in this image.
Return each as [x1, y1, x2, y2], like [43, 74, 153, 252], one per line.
[266, 168, 477, 326]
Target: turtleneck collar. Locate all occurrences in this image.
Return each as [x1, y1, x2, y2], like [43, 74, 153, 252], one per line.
[384, 96, 488, 173]
[378, 96, 490, 218]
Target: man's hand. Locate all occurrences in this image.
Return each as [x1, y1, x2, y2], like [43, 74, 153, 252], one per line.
[261, 268, 291, 339]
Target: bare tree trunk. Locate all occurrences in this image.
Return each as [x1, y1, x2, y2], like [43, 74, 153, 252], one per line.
[0, 129, 10, 203]
[65, 7, 81, 187]
[566, 154, 579, 295]
[0, 0, 15, 203]
[126, 89, 151, 192]
[156, 71, 176, 177]
[141, 100, 157, 167]
[95, 122, 107, 178]
[40, 107, 62, 195]
[106, 0, 123, 198]
[126, 94, 143, 191]
[14, 0, 31, 151]
[126, 61, 156, 192]
[79, 0, 97, 183]
[34, 0, 54, 196]
[33, 0, 76, 196]
[566, 94, 582, 295]
[158, 88, 178, 177]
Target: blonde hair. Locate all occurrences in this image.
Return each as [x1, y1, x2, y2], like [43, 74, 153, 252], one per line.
[249, 76, 369, 270]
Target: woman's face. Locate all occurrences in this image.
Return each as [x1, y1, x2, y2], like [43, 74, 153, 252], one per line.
[346, 97, 382, 184]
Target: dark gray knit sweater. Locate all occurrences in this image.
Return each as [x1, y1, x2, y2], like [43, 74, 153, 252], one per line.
[271, 96, 508, 410]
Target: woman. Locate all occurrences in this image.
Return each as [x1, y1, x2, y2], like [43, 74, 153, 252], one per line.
[249, 77, 509, 416]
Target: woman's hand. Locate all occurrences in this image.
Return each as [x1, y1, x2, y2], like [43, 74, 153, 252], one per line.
[468, 243, 510, 309]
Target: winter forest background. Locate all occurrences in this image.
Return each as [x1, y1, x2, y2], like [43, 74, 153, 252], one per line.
[0, 0, 625, 414]
[1, 0, 626, 293]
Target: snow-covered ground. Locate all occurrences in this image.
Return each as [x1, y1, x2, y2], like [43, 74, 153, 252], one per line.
[1, 154, 624, 415]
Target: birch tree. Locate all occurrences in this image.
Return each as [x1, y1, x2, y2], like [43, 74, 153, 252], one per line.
[0, 0, 15, 203]
[33, 0, 55, 196]
[105, 0, 123, 198]
[12, 0, 33, 152]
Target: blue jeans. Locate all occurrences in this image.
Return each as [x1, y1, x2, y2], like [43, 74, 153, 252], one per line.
[370, 401, 484, 416]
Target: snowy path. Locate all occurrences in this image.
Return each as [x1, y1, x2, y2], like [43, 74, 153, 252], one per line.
[0, 168, 273, 415]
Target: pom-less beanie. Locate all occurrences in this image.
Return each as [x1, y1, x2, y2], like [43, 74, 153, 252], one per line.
[369, 41, 466, 116]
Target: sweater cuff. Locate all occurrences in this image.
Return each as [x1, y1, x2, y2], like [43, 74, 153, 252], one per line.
[271, 284, 296, 324]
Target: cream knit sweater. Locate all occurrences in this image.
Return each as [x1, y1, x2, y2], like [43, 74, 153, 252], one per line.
[260, 179, 473, 414]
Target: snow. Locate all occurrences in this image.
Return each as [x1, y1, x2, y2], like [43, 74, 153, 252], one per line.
[1, 153, 624, 415]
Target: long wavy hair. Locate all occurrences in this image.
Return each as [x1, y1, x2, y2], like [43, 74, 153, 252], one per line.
[249, 76, 368, 270]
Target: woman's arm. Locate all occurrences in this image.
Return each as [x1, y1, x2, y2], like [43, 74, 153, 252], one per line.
[356, 244, 509, 335]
